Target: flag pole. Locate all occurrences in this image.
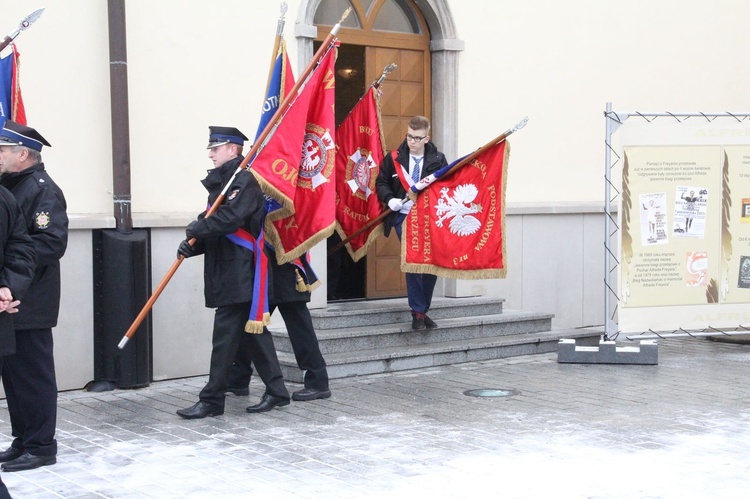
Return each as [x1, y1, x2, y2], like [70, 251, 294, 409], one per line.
[263, 3, 288, 100]
[241, 8, 350, 174]
[117, 8, 352, 350]
[0, 9, 44, 53]
[328, 116, 528, 256]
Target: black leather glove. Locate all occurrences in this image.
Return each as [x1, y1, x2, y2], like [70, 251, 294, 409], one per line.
[177, 239, 197, 259]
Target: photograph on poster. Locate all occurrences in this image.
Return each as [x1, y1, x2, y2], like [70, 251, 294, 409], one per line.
[741, 198, 750, 222]
[673, 185, 707, 238]
[685, 251, 708, 287]
[639, 192, 668, 246]
[738, 256, 750, 289]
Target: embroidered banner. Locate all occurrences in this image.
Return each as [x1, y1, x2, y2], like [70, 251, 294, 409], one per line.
[0, 45, 26, 124]
[402, 140, 510, 279]
[250, 45, 336, 218]
[334, 86, 386, 261]
[263, 46, 337, 263]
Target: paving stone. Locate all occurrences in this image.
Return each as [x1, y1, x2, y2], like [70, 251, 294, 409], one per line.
[0, 339, 748, 497]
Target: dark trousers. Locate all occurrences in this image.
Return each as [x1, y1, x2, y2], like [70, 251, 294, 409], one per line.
[199, 303, 288, 408]
[229, 302, 329, 391]
[1, 328, 57, 457]
[0, 475, 9, 499]
[394, 216, 438, 314]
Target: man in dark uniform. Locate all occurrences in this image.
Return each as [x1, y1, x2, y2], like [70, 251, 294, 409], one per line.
[375, 115, 447, 330]
[0, 180, 36, 499]
[176, 126, 290, 419]
[227, 249, 331, 407]
[0, 119, 68, 472]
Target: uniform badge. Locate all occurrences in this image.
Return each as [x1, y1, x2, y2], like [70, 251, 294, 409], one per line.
[35, 211, 51, 229]
[228, 188, 240, 200]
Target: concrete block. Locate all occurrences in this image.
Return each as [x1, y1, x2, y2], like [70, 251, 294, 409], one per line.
[557, 339, 658, 365]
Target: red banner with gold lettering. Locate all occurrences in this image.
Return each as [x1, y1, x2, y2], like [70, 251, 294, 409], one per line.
[262, 46, 337, 263]
[402, 140, 510, 278]
[334, 87, 386, 261]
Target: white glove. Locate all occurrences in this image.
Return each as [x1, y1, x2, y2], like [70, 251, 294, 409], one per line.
[388, 198, 403, 211]
[401, 200, 414, 212]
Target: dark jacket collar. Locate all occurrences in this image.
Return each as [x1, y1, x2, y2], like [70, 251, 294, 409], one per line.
[396, 140, 440, 166]
[0, 163, 45, 189]
[201, 156, 243, 191]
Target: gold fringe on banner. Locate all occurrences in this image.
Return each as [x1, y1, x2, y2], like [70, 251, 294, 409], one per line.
[294, 269, 322, 292]
[399, 142, 510, 281]
[334, 222, 384, 262]
[244, 313, 271, 334]
[265, 219, 337, 265]
[333, 87, 390, 262]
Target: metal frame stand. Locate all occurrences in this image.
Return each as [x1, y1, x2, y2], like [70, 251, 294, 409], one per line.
[558, 104, 750, 364]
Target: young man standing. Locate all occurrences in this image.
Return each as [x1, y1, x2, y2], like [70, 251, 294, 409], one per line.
[375, 116, 448, 330]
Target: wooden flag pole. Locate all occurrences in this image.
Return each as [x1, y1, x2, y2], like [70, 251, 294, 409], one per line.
[117, 8, 352, 350]
[262, 3, 288, 104]
[327, 116, 528, 256]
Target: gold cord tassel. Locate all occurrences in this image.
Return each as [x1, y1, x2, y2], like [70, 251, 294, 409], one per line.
[295, 269, 308, 292]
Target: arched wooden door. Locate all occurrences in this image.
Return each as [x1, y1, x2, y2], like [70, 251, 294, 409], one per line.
[315, 0, 432, 299]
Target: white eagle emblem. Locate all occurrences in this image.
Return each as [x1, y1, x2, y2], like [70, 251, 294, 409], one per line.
[434, 184, 483, 236]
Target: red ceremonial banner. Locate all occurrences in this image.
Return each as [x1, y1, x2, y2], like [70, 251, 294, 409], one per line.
[402, 140, 510, 279]
[264, 46, 337, 263]
[11, 45, 26, 125]
[0, 45, 26, 124]
[334, 87, 386, 261]
[251, 46, 334, 217]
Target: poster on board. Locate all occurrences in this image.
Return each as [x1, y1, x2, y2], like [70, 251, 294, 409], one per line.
[620, 146, 721, 309]
[616, 123, 750, 332]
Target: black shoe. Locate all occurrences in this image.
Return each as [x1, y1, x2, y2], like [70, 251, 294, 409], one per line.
[292, 387, 332, 401]
[176, 401, 224, 419]
[412, 314, 425, 330]
[225, 386, 250, 396]
[1, 452, 56, 472]
[246, 393, 290, 413]
[424, 315, 438, 329]
[0, 447, 23, 463]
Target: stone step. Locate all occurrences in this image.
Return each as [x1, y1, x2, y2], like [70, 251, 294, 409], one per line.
[307, 296, 505, 330]
[277, 328, 601, 382]
[269, 309, 552, 354]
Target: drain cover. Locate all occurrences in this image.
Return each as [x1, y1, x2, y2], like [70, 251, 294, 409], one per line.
[463, 388, 519, 398]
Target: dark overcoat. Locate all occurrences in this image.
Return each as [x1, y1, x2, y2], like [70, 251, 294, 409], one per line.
[186, 156, 266, 308]
[0, 185, 36, 355]
[0, 163, 68, 331]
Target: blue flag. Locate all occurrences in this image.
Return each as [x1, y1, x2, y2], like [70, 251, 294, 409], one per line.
[0, 46, 26, 124]
[254, 41, 293, 141]
[255, 40, 294, 215]
[0, 52, 14, 119]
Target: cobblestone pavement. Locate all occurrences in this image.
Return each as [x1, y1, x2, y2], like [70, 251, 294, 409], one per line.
[0, 338, 748, 498]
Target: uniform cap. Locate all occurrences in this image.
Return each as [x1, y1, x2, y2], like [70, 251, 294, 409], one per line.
[0, 119, 51, 151]
[207, 126, 248, 149]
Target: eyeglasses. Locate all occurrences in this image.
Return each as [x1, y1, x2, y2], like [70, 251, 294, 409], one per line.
[405, 134, 427, 142]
